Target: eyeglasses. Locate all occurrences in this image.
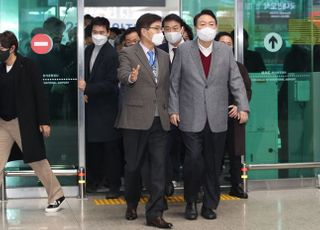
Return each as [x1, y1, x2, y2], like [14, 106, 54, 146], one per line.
[147, 27, 162, 32]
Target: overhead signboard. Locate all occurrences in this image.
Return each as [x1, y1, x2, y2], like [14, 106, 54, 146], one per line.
[85, 0, 165, 7]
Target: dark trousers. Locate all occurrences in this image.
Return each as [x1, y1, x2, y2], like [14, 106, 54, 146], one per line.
[166, 125, 184, 182]
[225, 118, 244, 187]
[86, 140, 122, 191]
[182, 122, 226, 209]
[228, 153, 242, 187]
[122, 117, 168, 220]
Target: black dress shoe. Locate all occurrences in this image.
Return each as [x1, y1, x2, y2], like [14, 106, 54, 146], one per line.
[165, 181, 175, 197]
[201, 206, 217, 220]
[229, 186, 248, 199]
[125, 207, 137, 220]
[146, 217, 173, 229]
[185, 202, 198, 220]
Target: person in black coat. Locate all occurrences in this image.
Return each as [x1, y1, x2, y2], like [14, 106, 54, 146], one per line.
[215, 32, 252, 199]
[0, 31, 64, 212]
[78, 17, 122, 198]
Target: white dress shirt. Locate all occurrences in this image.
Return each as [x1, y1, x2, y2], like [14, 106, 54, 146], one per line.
[197, 39, 213, 57]
[168, 39, 184, 62]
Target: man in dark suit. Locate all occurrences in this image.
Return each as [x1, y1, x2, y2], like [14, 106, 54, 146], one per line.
[215, 32, 252, 199]
[158, 14, 185, 197]
[78, 17, 122, 198]
[169, 10, 249, 220]
[116, 13, 172, 229]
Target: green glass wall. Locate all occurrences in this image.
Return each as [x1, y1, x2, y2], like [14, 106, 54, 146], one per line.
[243, 0, 320, 179]
[181, 0, 235, 33]
[0, 0, 78, 187]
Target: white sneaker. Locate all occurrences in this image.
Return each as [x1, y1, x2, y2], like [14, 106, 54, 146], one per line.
[45, 196, 65, 213]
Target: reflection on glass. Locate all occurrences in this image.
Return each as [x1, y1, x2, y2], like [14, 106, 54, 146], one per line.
[1, 0, 78, 187]
[244, 0, 320, 179]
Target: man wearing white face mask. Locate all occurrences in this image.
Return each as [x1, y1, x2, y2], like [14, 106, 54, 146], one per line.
[158, 14, 185, 63]
[116, 13, 172, 229]
[169, 9, 250, 221]
[78, 17, 122, 198]
[158, 14, 185, 198]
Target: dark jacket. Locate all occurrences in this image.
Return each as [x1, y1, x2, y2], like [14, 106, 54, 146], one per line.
[158, 42, 175, 71]
[227, 62, 252, 156]
[1, 54, 50, 163]
[157, 42, 169, 53]
[84, 42, 120, 142]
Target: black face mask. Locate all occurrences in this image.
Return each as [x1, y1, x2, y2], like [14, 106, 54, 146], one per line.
[0, 49, 10, 63]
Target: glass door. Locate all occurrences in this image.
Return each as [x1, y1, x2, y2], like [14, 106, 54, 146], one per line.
[243, 0, 320, 179]
[0, 0, 78, 191]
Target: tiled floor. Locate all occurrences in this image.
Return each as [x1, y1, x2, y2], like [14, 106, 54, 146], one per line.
[1, 188, 320, 230]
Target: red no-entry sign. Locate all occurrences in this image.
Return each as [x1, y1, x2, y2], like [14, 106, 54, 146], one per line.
[31, 34, 53, 54]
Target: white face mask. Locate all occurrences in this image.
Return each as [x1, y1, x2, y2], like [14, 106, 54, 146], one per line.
[197, 27, 217, 42]
[92, 34, 108, 46]
[165, 31, 183, 45]
[151, 32, 164, 46]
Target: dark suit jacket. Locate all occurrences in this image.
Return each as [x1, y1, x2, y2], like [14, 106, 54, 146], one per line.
[84, 42, 120, 142]
[158, 42, 172, 71]
[227, 62, 252, 156]
[115, 43, 170, 131]
[157, 43, 169, 53]
[0, 54, 49, 163]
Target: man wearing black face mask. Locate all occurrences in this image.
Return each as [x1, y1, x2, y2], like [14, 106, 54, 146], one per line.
[78, 17, 122, 198]
[0, 31, 65, 213]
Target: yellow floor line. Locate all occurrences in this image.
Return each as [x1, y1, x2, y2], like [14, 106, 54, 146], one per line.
[94, 194, 240, 206]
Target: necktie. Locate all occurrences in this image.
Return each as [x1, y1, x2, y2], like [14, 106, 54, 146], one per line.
[147, 50, 157, 83]
[172, 48, 177, 62]
[147, 50, 155, 66]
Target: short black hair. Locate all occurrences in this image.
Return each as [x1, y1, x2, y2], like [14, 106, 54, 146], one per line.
[0, 31, 18, 54]
[85, 24, 92, 38]
[123, 27, 138, 40]
[91, 17, 110, 31]
[110, 27, 122, 36]
[162, 14, 184, 28]
[136, 13, 162, 37]
[43, 17, 66, 32]
[183, 22, 194, 40]
[214, 31, 232, 42]
[84, 14, 93, 20]
[193, 9, 218, 26]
